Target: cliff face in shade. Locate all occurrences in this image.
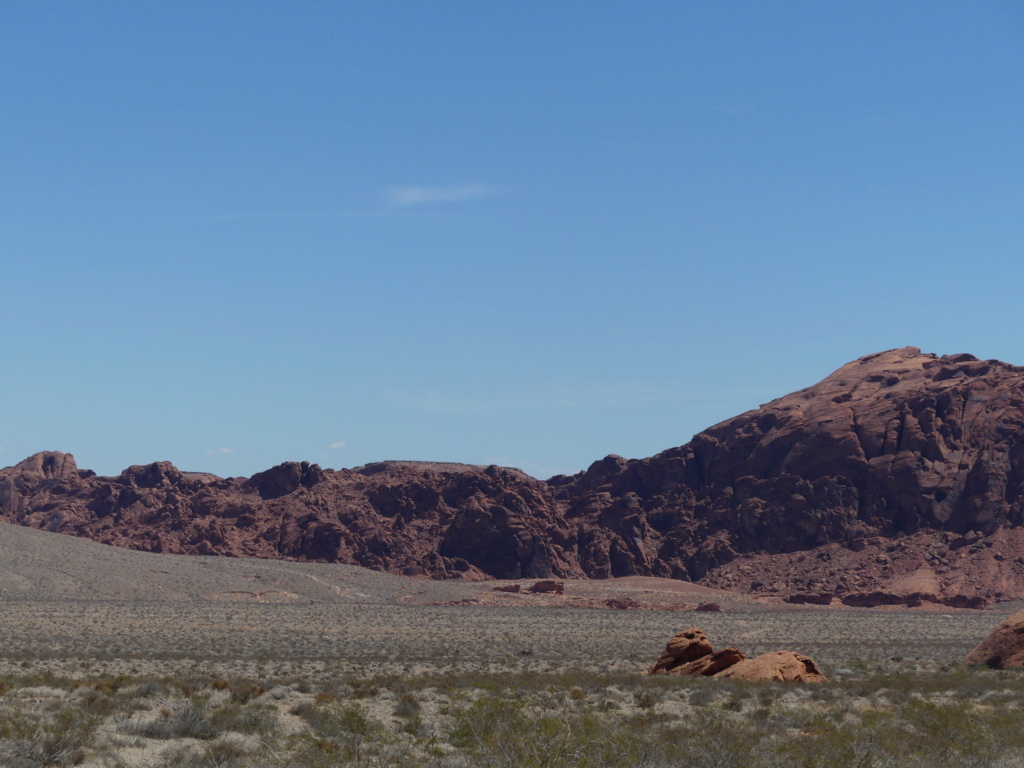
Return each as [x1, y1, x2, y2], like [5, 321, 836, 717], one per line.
[0, 456, 573, 580]
[5, 347, 1024, 597]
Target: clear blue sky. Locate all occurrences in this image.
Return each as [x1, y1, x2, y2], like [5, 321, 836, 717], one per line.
[3, 2, 1023, 479]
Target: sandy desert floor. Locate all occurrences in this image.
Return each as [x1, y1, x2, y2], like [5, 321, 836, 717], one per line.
[3, 522, 1023, 767]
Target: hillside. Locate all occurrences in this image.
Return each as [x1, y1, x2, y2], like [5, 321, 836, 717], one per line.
[5, 347, 1024, 600]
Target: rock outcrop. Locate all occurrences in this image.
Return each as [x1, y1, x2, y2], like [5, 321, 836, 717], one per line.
[647, 628, 716, 674]
[527, 579, 566, 594]
[552, 347, 1024, 598]
[840, 591, 987, 609]
[0, 456, 576, 580]
[647, 628, 826, 682]
[716, 651, 827, 683]
[6, 347, 1024, 597]
[962, 610, 1024, 668]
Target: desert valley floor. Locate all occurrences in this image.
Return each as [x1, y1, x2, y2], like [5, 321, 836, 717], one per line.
[0, 521, 1014, 680]
[5, 521, 1024, 768]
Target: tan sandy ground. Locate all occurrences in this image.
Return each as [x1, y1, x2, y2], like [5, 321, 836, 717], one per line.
[0, 522, 1015, 682]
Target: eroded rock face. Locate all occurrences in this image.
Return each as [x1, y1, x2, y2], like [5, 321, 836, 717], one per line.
[647, 628, 826, 682]
[551, 347, 1024, 598]
[962, 610, 1024, 668]
[716, 651, 827, 683]
[0, 455, 577, 580]
[7, 348, 1024, 594]
[672, 647, 747, 677]
[647, 628, 716, 674]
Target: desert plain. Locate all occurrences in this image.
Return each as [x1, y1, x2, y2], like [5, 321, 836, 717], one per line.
[4, 521, 1024, 767]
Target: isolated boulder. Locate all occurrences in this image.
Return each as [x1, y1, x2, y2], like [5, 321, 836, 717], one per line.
[694, 602, 723, 612]
[647, 628, 826, 682]
[716, 651, 827, 682]
[962, 610, 1024, 668]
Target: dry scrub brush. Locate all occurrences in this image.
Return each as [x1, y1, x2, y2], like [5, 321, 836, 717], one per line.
[3, 668, 1024, 767]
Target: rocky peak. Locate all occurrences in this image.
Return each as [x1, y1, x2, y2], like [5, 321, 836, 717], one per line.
[120, 461, 185, 489]
[247, 461, 326, 499]
[13, 452, 79, 481]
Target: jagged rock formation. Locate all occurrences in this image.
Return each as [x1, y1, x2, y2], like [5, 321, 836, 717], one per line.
[647, 628, 715, 673]
[6, 347, 1024, 597]
[0, 455, 573, 579]
[647, 628, 827, 682]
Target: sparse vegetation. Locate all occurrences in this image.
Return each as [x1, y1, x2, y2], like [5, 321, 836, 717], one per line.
[1, 531, 1021, 766]
[2, 667, 1024, 766]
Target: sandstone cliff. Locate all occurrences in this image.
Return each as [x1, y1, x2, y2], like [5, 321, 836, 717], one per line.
[5, 347, 1024, 599]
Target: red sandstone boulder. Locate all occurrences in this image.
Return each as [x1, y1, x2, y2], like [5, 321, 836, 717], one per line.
[672, 647, 746, 676]
[648, 628, 715, 674]
[648, 628, 826, 682]
[963, 610, 1024, 668]
[715, 650, 827, 683]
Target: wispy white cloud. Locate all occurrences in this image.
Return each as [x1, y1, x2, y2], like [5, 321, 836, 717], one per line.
[388, 184, 496, 208]
[328, 441, 346, 450]
[204, 446, 234, 456]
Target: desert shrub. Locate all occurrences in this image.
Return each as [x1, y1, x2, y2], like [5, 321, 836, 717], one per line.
[346, 679, 379, 699]
[229, 682, 266, 703]
[447, 694, 670, 768]
[689, 688, 717, 707]
[121, 699, 217, 740]
[633, 690, 658, 709]
[393, 692, 419, 718]
[210, 702, 279, 736]
[150, 738, 269, 768]
[10, 707, 98, 767]
[293, 702, 394, 766]
[136, 679, 167, 698]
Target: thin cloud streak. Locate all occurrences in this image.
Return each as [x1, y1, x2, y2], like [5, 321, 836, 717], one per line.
[204, 446, 235, 456]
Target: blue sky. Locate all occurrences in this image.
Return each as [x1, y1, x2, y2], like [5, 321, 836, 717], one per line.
[3, 2, 1023, 478]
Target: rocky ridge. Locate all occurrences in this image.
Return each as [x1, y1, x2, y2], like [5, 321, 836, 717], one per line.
[6, 347, 1024, 599]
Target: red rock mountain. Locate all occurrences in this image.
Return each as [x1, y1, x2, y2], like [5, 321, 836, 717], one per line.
[5, 347, 1024, 599]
